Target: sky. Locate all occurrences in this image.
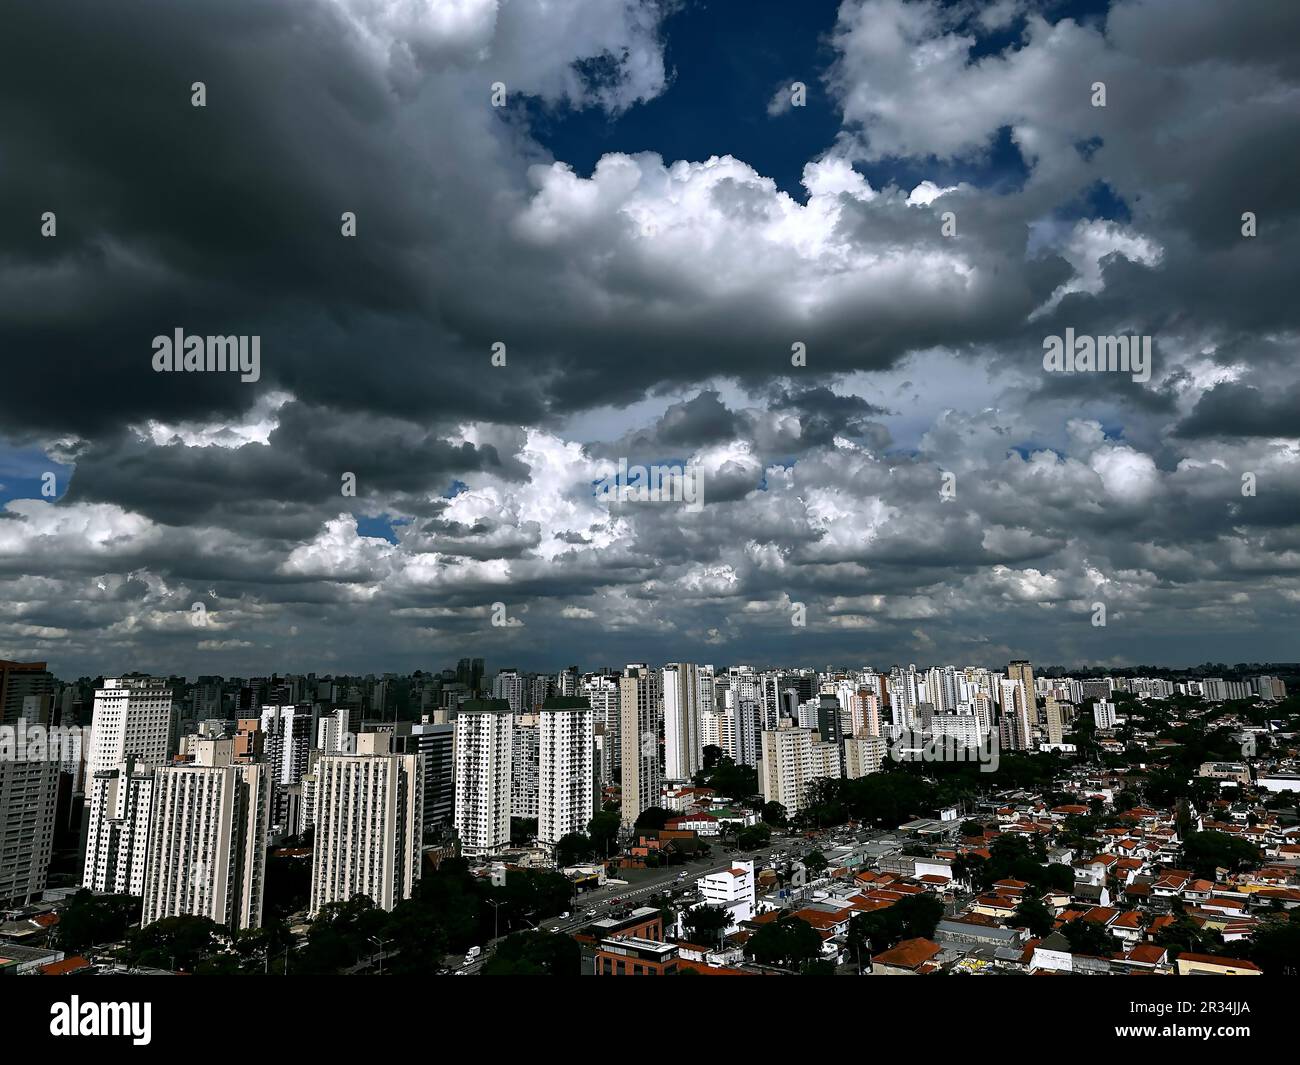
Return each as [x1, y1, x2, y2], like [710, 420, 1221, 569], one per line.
[1, 0, 1298, 679]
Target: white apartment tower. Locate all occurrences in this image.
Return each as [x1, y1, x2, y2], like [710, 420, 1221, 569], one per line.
[141, 739, 269, 932]
[619, 665, 661, 827]
[88, 677, 173, 775]
[662, 663, 701, 781]
[84, 678, 174, 890]
[453, 699, 514, 856]
[537, 697, 596, 848]
[760, 727, 839, 814]
[309, 732, 422, 915]
[84, 759, 154, 896]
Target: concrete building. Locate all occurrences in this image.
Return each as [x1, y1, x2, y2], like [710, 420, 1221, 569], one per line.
[259, 704, 313, 835]
[453, 699, 513, 856]
[0, 661, 54, 728]
[690, 859, 756, 931]
[141, 739, 269, 931]
[619, 665, 661, 827]
[309, 732, 422, 915]
[83, 759, 154, 896]
[760, 727, 838, 814]
[0, 745, 59, 905]
[84, 678, 174, 889]
[845, 735, 886, 779]
[537, 697, 596, 848]
[661, 663, 701, 781]
[511, 716, 540, 819]
[88, 677, 174, 775]
[393, 718, 455, 831]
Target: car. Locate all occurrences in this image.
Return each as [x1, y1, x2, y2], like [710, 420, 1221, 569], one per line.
[559, 912, 570, 920]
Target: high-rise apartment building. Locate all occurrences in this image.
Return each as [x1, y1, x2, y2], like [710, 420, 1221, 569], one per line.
[844, 735, 887, 780]
[760, 727, 840, 814]
[512, 716, 540, 818]
[84, 759, 154, 895]
[0, 661, 54, 727]
[309, 732, 421, 915]
[0, 746, 59, 905]
[393, 718, 455, 830]
[84, 678, 174, 889]
[661, 663, 701, 781]
[619, 665, 661, 827]
[1008, 660, 1037, 717]
[141, 739, 269, 931]
[88, 677, 174, 775]
[492, 669, 526, 715]
[453, 699, 513, 856]
[537, 697, 596, 849]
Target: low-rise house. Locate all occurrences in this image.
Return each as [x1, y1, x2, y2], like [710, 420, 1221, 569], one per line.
[871, 937, 941, 975]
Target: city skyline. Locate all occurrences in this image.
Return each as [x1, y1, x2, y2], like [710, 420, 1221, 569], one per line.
[3, 0, 1300, 678]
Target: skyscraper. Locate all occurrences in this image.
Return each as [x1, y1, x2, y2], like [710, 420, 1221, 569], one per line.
[141, 738, 269, 932]
[661, 663, 701, 781]
[309, 732, 421, 915]
[84, 678, 174, 890]
[393, 718, 455, 831]
[537, 697, 595, 849]
[619, 664, 661, 827]
[1008, 660, 1037, 719]
[84, 759, 154, 896]
[453, 699, 513, 855]
[87, 677, 174, 774]
[260, 703, 313, 835]
[0, 660, 54, 727]
[511, 716, 540, 818]
[0, 746, 58, 905]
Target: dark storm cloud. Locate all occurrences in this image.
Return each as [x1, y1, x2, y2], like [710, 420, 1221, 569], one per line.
[1175, 381, 1300, 440]
[1, 0, 1299, 676]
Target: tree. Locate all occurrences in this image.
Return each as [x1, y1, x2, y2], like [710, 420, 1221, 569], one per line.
[510, 817, 537, 847]
[846, 893, 944, 957]
[1061, 917, 1114, 958]
[1180, 830, 1262, 879]
[587, 810, 622, 856]
[959, 819, 985, 838]
[1246, 914, 1300, 975]
[744, 915, 823, 970]
[554, 832, 593, 866]
[803, 850, 829, 876]
[482, 930, 580, 975]
[761, 801, 788, 827]
[737, 823, 772, 850]
[1153, 914, 1211, 956]
[634, 806, 671, 830]
[1011, 896, 1054, 939]
[53, 890, 140, 953]
[682, 904, 730, 949]
[128, 915, 228, 971]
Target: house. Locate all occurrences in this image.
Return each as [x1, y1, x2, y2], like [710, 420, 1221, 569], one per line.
[871, 938, 941, 975]
[1174, 952, 1262, 976]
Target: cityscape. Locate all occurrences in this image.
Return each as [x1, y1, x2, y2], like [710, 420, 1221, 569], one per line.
[1, 655, 1298, 983]
[1, 0, 1297, 1035]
